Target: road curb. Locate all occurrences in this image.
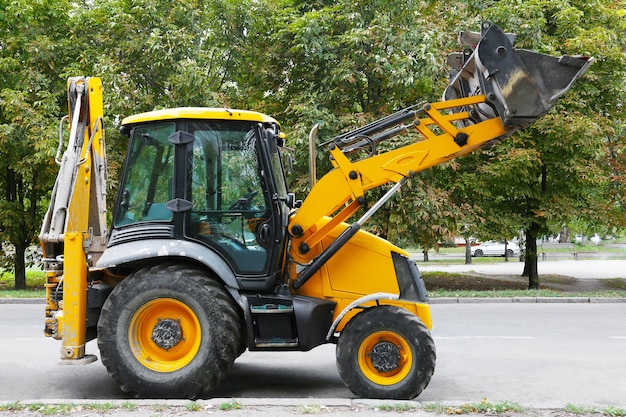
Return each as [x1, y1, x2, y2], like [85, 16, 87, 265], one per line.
[429, 296, 626, 304]
[0, 298, 46, 304]
[3, 398, 625, 412]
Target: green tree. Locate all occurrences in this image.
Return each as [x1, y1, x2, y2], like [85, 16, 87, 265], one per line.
[251, 2, 447, 136]
[73, 0, 241, 111]
[1, 0, 623, 291]
[387, 174, 459, 261]
[244, 0, 460, 252]
[463, 0, 626, 288]
[0, 0, 257, 288]
[66, 0, 266, 205]
[0, 0, 76, 289]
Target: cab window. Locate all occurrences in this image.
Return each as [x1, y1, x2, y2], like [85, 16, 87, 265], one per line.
[115, 123, 175, 226]
[188, 122, 269, 274]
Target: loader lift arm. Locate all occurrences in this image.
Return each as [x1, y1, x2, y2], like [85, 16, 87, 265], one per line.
[289, 22, 592, 289]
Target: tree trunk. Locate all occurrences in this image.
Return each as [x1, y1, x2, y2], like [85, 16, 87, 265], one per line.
[504, 240, 509, 262]
[524, 222, 540, 289]
[422, 247, 429, 262]
[464, 237, 472, 264]
[4, 166, 28, 290]
[13, 242, 27, 290]
[524, 165, 548, 289]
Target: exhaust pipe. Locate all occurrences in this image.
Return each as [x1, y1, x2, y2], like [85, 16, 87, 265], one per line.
[445, 22, 593, 130]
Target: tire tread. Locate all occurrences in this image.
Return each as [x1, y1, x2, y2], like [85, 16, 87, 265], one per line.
[97, 263, 240, 398]
[336, 306, 436, 400]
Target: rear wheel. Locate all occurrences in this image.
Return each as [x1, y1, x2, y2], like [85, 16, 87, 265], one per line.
[473, 249, 483, 257]
[336, 306, 436, 399]
[97, 263, 241, 398]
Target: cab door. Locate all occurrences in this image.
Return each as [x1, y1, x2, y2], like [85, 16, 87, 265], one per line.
[185, 121, 288, 288]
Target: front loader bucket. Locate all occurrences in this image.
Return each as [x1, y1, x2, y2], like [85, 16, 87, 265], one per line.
[445, 22, 593, 129]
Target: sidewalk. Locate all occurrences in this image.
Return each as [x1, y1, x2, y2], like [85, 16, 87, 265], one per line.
[416, 259, 626, 279]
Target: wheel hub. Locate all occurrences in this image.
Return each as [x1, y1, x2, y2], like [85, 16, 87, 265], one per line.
[151, 318, 183, 350]
[369, 341, 401, 373]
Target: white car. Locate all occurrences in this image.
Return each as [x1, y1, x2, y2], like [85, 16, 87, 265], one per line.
[471, 240, 520, 257]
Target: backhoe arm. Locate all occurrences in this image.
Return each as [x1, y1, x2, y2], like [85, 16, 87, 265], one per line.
[39, 77, 107, 362]
[289, 22, 592, 289]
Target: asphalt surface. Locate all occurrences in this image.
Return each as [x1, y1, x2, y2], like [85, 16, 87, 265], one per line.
[2, 259, 625, 415]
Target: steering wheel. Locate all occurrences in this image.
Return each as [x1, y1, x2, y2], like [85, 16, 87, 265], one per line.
[229, 188, 258, 210]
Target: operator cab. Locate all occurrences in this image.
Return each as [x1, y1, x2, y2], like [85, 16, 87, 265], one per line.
[113, 108, 290, 282]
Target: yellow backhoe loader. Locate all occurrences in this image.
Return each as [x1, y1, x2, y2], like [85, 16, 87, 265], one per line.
[40, 22, 592, 399]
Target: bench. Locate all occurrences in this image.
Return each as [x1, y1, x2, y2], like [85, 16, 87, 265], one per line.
[539, 242, 577, 260]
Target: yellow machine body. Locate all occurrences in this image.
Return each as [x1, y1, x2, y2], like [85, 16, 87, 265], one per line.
[292, 219, 433, 331]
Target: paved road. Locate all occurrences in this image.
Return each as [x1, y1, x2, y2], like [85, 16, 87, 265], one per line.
[2, 303, 625, 407]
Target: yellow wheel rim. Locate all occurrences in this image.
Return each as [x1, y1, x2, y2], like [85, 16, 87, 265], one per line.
[357, 330, 412, 386]
[129, 298, 202, 372]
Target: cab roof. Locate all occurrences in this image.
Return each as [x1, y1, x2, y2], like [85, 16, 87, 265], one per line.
[121, 107, 279, 126]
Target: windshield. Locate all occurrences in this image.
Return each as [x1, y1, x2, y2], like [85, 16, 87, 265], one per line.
[189, 122, 265, 214]
[114, 122, 176, 226]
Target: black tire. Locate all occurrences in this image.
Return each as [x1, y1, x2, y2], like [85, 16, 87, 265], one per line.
[336, 306, 436, 400]
[97, 263, 241, 398]
[473, 249, 483, 257]
[506, 249, 514, 257]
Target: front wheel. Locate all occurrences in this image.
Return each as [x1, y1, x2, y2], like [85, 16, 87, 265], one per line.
[473, 249, 483, 257]
[336, 306, 436, 399]
[97, 263, 241, 398]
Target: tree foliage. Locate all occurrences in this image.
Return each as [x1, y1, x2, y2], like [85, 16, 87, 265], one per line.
[251, 0, 451, 187]
[469, 0, 625, 288]
[0, 0, 76, 288]
[0, 0, 623, 289]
